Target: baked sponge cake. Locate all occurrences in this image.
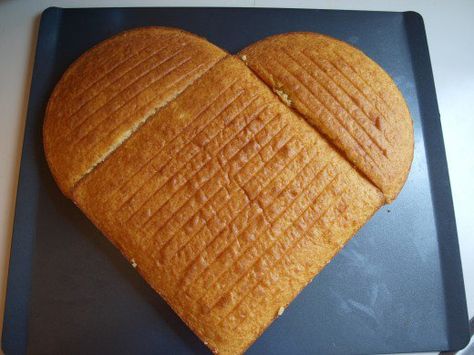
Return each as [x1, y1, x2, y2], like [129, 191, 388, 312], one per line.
[44, 27, 226, 197]
[44, 28, 413, 354]
[239, 33, 413, 202]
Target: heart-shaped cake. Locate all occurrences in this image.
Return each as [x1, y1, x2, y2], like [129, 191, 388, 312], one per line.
[43, 27, 413, 354]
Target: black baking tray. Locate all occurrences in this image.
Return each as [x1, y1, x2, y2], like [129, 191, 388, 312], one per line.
[2, 7, 469, 355]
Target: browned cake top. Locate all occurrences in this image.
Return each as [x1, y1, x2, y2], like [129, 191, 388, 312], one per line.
[44, 27, 226, 196]
[43, 28, 413, 354]
[239, 32, 414, 202]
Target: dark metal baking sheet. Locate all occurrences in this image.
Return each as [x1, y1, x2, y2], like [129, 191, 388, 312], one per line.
[2, 7, 469, 355]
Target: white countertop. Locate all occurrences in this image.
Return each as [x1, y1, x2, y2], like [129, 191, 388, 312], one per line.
[1, 1, 473, 353]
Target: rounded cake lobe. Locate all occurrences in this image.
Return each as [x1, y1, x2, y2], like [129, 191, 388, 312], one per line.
[44, 26, 226, 197]
[239, 32, 414, 202]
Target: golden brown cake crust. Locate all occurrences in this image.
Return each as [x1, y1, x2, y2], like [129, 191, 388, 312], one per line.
[239, 32, 414, 202]
[44, 28, 412, 354]
[43, 27, 226, 197]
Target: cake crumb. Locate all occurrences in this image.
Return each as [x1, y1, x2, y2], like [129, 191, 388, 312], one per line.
[275, 89, 292, 106]
[131, 258, 137, 268]
[240, 54, 247, 62]
[278, 306, 285, 316]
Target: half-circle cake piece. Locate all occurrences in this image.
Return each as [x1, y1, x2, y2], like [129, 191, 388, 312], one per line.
[44, 27, 413, 354]
[239, 32, 413, 202]
[44, 27, 226, 197]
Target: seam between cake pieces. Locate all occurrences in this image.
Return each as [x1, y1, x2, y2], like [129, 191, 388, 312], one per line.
[240, 57, 386, 202]
[70, 54, 230, 195]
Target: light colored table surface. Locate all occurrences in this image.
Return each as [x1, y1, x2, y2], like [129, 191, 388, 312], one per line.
[1, 0, 473, 353]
